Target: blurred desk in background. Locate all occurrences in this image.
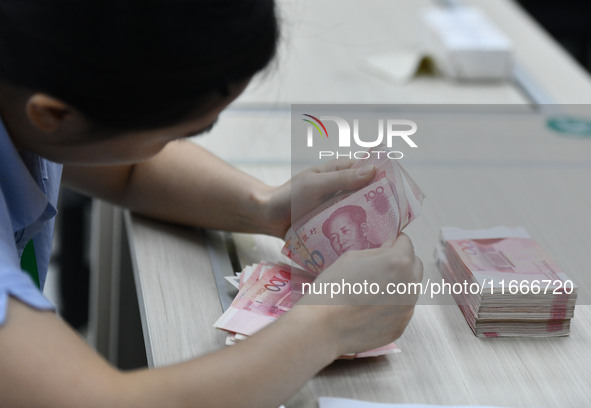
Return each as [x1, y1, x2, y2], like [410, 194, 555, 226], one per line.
[89, 0, 591, 406]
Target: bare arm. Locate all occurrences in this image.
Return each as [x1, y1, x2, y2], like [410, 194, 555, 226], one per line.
[0, 297, 335, 408]
[63, 140, 278, 236]
[63, 140, 376, 238]
[1, 235, 422, 408]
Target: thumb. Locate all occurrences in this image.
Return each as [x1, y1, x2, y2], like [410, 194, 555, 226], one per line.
[380, 237, 396, 248]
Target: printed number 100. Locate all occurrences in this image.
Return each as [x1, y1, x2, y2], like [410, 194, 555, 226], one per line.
[305, 250, 325, 274]
[364, 186, 384, 202]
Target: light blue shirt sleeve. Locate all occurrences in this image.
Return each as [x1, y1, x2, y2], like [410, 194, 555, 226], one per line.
[0, 187, 54, 326]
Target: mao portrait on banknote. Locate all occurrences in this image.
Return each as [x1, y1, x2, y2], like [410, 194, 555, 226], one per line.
[287, 178, 402, 274]
[321, 205, 381, 256]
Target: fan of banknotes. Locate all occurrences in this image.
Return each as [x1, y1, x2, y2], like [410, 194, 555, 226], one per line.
[216, 261, 401, 358]
[435, 226, 578, 337]
[282, 148, 425, 274]
[214, 149, 426, 357]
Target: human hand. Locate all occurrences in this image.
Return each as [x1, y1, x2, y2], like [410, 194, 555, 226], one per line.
[259, 159, 376, 238]
[292, 233, 423, 359]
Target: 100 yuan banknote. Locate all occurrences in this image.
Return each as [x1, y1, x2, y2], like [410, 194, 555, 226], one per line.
[284, 177, 401, 274]
[283, 148, 424, 273]
[215, 263, 307, 336]
[349, 147, 424, 229]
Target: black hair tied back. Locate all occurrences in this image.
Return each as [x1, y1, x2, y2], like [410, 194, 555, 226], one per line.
[0, 0, 279, 130]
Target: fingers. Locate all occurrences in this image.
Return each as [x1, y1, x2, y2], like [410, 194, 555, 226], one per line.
[314, 158, 356, 172]
[390, 233, 414, 257]
[307, 165, 375, 197]
[413, 255, 424, 283]
[380, 237, 396, 248]
[361, 233, 415, 261]
[343, 233, 413, 260]
[388, 234, 422, 285]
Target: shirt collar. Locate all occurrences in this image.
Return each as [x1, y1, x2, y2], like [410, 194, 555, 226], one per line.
[0, 117, 52, 232]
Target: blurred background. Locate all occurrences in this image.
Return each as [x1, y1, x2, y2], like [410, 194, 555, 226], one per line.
[516, 0, 591, 71]
[46, 0, 591, 335]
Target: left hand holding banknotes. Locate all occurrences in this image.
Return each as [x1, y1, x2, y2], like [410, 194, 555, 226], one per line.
[259, 159, 376, 238]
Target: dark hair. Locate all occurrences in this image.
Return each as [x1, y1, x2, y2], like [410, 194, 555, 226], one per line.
[322, 205, 368, 238]
[0, 0, 278, 130]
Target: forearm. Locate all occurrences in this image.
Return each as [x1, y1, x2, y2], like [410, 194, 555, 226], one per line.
[126, 307, 337, 408]
[64, 142, 379, 239]
[1, 298, 336, 408]
[64, 141, 278, 236]
[122, 141, 278, 234]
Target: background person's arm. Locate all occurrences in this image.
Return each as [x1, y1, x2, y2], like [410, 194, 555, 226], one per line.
[63, 140, 375, 238]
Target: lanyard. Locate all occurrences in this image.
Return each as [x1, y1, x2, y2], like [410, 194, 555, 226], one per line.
[20, 239, 40, 289]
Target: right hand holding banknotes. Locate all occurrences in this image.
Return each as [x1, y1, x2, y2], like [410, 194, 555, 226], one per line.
[294, 233, 423, 358]
[284, 151, 425, 356]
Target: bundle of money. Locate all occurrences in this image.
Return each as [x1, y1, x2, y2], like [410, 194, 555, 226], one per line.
[435, 226, 578, 337]
[216, 261, 401, 358]
[282, 148, 425, 274]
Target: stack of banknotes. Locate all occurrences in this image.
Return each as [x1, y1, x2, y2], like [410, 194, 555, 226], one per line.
[215, 261, 401, 358]
[435, 226, 578, 337]
[282, 148, 425, 274]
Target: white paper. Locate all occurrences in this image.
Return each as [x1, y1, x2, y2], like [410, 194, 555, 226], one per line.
[365, 50, 427, 84]
[421, 6, 513, 80]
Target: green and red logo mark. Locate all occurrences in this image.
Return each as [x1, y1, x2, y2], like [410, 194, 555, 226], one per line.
[302, 114, 328, 139]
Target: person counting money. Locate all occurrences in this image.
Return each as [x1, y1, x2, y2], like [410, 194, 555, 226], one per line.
[0, 1, 423, 407]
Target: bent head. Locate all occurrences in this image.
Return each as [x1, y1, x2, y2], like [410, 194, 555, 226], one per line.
[0, 0, 278, 164]
[322, 205, 370, 256]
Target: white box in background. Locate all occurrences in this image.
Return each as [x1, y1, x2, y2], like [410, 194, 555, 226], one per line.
[422, 6, 514, 81]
